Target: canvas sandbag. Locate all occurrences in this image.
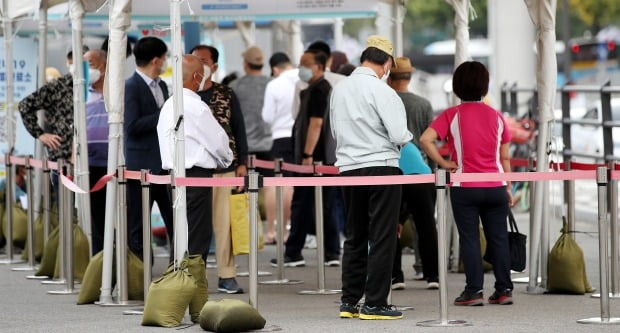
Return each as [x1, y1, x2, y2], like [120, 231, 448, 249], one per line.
[2, 203, 28, 248]
[142, 257, 197, 327]
[547, 225, 594, 294]
[53, 224, 91, 282]
[35, 226, 60, 277]
[188, 255, 208, 323]
[127, 250, 144, 300]
[21, 212, 58, 261]
[77, 251, 117, 304]
[199, 299, 266, 333]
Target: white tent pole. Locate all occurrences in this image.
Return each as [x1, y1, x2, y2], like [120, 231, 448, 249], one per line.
[236, 21, 256, 47]
[99, 0, 131, 304]
[393, 0, 404, 57]
[33, 4, 48, 217]
[287, 20, 303, 67]
[448, 0, 471, 105]
[4, 18, 15, 154]
[333, 18, 343, 51]
[524, 0, 557, 294]
[170, 0, 188, 264]
[69, 0, 92, 251]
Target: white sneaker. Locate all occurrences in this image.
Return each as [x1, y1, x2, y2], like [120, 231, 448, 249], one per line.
[427, 282, 439, 289]
[412, 272, 424, 281]
[304, 235, 317, 249]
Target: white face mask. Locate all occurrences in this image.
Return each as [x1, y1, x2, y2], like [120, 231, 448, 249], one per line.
[381, 65, 390, 82]
[298, 66, 313, 83]
[88, 67, 101, 84]
[67, 63, 75, 75]
[198, 65, 211, 91]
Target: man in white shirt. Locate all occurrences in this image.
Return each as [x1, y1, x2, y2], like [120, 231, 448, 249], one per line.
[261, 52, 298, 243]
[157, 54, 233, 262]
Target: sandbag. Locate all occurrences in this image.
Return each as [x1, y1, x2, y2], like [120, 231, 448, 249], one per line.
[547, 226, 594, 294]
[2, 203, 28, 248]
[35, 226, 60, 277]
[188, 255, 208, 323]
[53, 224, 91, 282]
[199, 299, 266, 333]
[142, 257, 197, 327]
[21, 212, 58, 261]
[77, 251, 116, 304]
[127, 250, 144, 300]
[0, 193, 5, 246]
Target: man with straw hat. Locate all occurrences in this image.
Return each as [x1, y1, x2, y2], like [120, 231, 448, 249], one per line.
[330, 35, 412, 320]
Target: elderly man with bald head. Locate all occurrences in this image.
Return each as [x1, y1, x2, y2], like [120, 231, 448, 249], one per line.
[84, 49, 109, 253]
[157, 54, 233, 262]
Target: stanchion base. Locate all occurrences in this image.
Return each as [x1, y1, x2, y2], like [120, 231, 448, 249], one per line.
[512, 276, 541, 284]
[26, 275, 49, 280]
[577, 317, 620, 325]
[41, 279, 66, 285]
[525, 285, 546, 294]
[48, 289, 79, 295]
[298, 289, 341, 295]
[11, 266, 37, 272]
[97, 300, 143, 307]
[417, 319, 472, 327]
[0, 258, 26, 265]
[237, 271, 272, 277]
[206, 263, 217, 269]
[260, 279, 304, 285]
[590, 293, 620, 299]
[395, 305, 414, 311]
[123, 307, 144, 315]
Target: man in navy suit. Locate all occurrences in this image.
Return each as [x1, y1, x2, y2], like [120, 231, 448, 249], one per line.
[124, 37, 174, 259]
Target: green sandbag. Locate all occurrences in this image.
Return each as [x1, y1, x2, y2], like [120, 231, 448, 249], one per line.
[199, 299, 266, 333]
[2, 204, 28, 248]
[127, 250, 144, 301]
[77, 251, 116, 304]
[21, 212, 58, 261]
[400, 219, 414, 250]
[35, 226, 60, 277]
[188, 255, 208, 323]
[142, 257, 197, 327]
[547, 226, 594, 294]
[53, 224, 91, 282]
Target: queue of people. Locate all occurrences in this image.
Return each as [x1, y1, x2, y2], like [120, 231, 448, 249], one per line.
[16, 33, 514, 321]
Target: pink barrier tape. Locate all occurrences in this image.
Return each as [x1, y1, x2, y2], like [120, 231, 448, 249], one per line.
[9, 156, 26, 166]
[30, 159, 43, 169]
[281, 162, 314, 174]
[146, 174, 172, 185]
[175, 176, 244, 188]
[253, 159, 275, 170]
[60, 174, 87, 194]
[612, 170, 620, 180]
[123, 170, 141, 180]
[451, 170, 595, 183]
[264, 174, 436, 187]
[90, 174, 115, 192]
[315, 165, 340, 175]
[48, 161, 58, 170]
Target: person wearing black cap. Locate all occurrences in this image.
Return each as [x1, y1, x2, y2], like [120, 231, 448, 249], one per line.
[261, 52, 299, 243]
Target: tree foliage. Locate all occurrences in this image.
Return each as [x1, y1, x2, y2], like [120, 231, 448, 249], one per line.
[406, 0, 489, 38]
[569, 0, 620, 33]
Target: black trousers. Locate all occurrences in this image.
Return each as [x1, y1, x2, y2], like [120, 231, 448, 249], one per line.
[270, 137, 294, 177]
[341, 166, 401, 307]
[402, 182, 439, 282]
[285, 184, 340, 258]
[450, 186, 513, 292]
[185, 167, 214, 262]
[127, 170, 174, 259]
[89, 166, 108, 254]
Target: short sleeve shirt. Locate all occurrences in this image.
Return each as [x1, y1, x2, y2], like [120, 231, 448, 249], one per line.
[430, 102, 511, 187]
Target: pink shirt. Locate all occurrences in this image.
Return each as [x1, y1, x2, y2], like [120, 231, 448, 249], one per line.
[430, 102, 511, 187]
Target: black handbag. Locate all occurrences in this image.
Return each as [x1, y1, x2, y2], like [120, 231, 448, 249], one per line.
[508, 211, 527, 272]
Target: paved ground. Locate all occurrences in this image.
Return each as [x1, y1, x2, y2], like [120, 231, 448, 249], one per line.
[1, 200, 620, 332]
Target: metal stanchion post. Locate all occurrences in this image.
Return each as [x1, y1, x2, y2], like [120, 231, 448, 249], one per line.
[124, 169, 151, 315]
[418, 169, 471, 327]
[515, 160, 542, 285]
[578, 167, 620, 324]
[566, 159, 576, 240]
[238, 155, 272, 278]
[0, 153, 24, 265]
[299, 162, 339, 296]
[13, 157, 37, 271]
[42, 160, 66, 285]
[49, 161, 78, 295]
[101, 166, 142, 307]
[261, 158, 302, 286]
[248, 170, 261, 309]
[610, 162, 620, 298]
[27, 158, 52, 280]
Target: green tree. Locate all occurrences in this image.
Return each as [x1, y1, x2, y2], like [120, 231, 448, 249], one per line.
[569, 0, 620, 34]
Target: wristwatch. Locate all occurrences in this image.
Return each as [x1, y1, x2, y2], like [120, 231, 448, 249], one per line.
[302, 152, 313, 158]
